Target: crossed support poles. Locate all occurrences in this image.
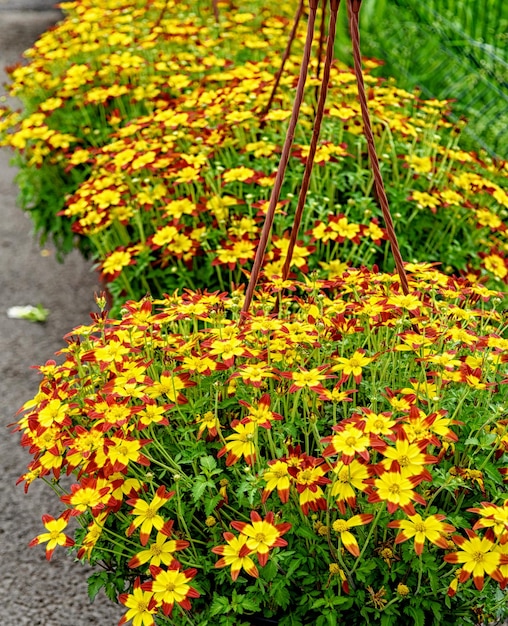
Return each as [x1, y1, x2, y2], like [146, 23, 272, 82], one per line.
[241, 0, 410, 319]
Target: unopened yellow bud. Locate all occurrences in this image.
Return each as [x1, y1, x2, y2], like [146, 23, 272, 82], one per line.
[397, 583, 410, 597]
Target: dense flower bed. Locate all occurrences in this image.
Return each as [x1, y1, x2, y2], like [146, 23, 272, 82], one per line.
[4, 1, 508, 625]
[0, 0, 507, 312]
[16, 266, 508, 625]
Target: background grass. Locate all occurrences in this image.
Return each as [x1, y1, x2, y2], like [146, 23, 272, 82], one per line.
[334, 0, 508, 159]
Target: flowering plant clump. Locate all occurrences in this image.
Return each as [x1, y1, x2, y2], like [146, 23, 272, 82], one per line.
[1, 0, 507, 311]
[16, 266, 508, 625]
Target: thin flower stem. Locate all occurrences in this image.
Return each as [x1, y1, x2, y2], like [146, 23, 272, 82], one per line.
[211, 0, 219, 23]
[315, 0, 327, 80]
[416, 554, 424, 595]
[350, 503, 385, 574]
[174, 481, 200, 561]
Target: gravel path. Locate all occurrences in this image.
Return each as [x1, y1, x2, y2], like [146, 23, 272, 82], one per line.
[0, 6, 124, 625]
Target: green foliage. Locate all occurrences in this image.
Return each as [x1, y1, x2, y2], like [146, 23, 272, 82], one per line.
[5, 2, 508, 626]
[1, 0, 507, 313]
[18, 275, 508, 625]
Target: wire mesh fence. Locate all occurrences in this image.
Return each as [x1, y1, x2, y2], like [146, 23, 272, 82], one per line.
[336, 0, 508, 158]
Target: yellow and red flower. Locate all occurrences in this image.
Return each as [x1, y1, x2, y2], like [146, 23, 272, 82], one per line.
[261, 459, 291, 504]
[231, 511, 291, 567]
[212, 532, 259, 581]
[387, 513, 455, 556]
[281, 365, 333, 394]
[128, 520, 189, 569]
[142, 562, 199, 616]
[332, 349, 374, 383]
[145, 371, 195, 404]
[126, 485, 175, 546]
[217, 420, 257, 466]
[367, 470, 426, 515]
[329, 458, 371, 514]
[469, 500, 508, 542]
[376, 431, 437, 480]
[29, 511, 74, 560]
[332, 514, 374, 557]
[60, 477, 111, 516]
[443, 529, 505, 591]
[240, 393, 283, 429]
[322, 421, 371, 464]
[118, 577, 158, 626]
[289, 457, 331, 515]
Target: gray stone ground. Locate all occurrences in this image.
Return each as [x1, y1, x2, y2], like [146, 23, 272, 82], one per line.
[0, 4, 124, 625]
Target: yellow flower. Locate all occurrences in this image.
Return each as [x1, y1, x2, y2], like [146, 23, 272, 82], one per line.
[332, 349, 373, 382]
[212, 532, 258, 581]
[218, 421, 256, 466]
[101, 249, 132, 276]
[222, 166, 255, 183]
[332, 514, 374, 556]
[483, 253, 507, 279]
[388, 513, 455, 555]
[126, 485, 174, 546]
[444, 531, 503, 591]
[118, 579, 158, 626]
[29, 513, 74, 560]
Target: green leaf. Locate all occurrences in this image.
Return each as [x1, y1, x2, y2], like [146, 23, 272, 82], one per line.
[404, 604, 425, 626]
[285, 557, 303, 579]
[382, 614, 399, 626]
[239, 598, 260, 613]
[262, 559, 278, 582]
[205, 493, 224, 516]
[484, 462, 505, 486]
[200, 455, 217, 472]
[191, 476, 213, 502]
[294, 525, 316, 541]
[87, 572, 108, 602]
[464, 437, 479, 445]
[210, 594, 231, 616]
[270, 579, 291, 609]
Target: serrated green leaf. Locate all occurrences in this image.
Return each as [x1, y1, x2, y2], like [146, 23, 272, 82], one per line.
[262, 559, 278, 582]
[295, 525, 316, 540]
[270, 579, 291, 609]
[200, 455, 217, 472]
[87, 572, 108, 602]
[285, 557, 303, 579]
[239, 598, 260, 612]
[404, 605, 425, 626]
[192, 477, 213, 502]
[104, 580, 121, 604]
[210, 594, 231, 616]
[205, 493, 224, 516]
[484, 463, 504, 486]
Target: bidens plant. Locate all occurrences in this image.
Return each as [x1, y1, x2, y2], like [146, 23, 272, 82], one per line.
[7, 1, 508, 625]
[0, 0, 507, 313]
[16, 267, 508, 626]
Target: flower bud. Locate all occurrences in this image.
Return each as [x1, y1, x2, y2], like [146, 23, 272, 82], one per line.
[396, 583, 410, 597]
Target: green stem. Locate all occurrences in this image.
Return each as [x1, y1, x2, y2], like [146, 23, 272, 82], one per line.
[350, 504, 385, 575]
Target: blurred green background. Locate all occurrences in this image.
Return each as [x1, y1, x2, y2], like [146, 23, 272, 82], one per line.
[334, 0, 508, 159]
